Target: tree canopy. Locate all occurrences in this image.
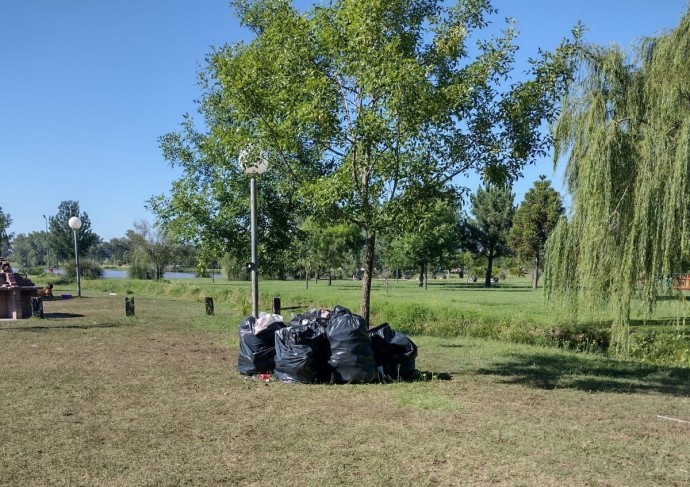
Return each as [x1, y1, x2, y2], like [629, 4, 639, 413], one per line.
[382, 198, 461, 288]
[48, 201, 100, 261]
[152, 0, 580, 322]
[0, 207, 12, 256]
[461, 185, 514, 287]
[510, 176, 563, 289]
[126, 221, 176, 280]
[544, 10, 690, 353]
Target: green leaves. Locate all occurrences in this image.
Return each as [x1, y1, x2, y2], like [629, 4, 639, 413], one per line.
[461, 185, 514, 286]
[48, 201, 100, 261]
[545, 10, 690, 352]
[510, 177, 564, 288]
[0, 206, 12, 256]
[151, 0, 581, 317]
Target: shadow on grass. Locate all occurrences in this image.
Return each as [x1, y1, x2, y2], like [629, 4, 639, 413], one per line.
[0, 321, 121, 332]
[428, 283, 536, 292]
[478, 352, 690, 396]
[654, 294, 690, 301]
[44, 312, 85, 319]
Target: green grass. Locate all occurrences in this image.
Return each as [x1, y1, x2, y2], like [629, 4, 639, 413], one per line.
[46, 273, 690, 366]
[0, 293, 688, 486]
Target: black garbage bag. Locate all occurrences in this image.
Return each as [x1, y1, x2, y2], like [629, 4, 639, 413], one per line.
[325, 305, 377, 383]
[289, 308, 331, 327]
[369, 323, 418, 380]
[274, 323, 331, 384]
[237, 316, 285, 375]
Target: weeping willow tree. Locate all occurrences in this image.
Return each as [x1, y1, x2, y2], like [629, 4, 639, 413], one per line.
[544, 11, 690, 353]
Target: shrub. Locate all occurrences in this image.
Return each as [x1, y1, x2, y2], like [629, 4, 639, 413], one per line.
[62, 260, 103, 279]
[128, 260, 152, 279]
[27, 266, 47, 277]
[629, 330, 690, 365]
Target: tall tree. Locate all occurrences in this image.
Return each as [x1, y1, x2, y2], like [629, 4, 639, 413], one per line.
[383, 197, 461, 289]
[8, 234, 33, 269]
[510, 176, 564, 289]
[126, 221, 177, 280]
[544, 10, 690, 353]
[89, 238, 132, 265]
[301, 220, 364, 283]
[48, 201, 100, 262]
[461, 185, 514, 287]
[8, 232, 51, 269]
[0, 206, 12, 256]
[153, 0, 580, 323]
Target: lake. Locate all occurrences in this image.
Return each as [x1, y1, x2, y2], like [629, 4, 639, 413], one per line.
[53, 269, 222, 279]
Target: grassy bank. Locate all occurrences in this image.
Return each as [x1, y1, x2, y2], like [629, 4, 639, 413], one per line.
[0, 294, 688, 486]
[45, 274, 690, 366]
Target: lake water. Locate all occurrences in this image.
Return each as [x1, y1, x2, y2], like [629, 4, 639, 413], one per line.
[61, 269, 222, 279]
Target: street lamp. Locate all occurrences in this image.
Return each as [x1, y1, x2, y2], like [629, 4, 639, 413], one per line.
[239, 147, 269, 318]
[68, 216, 82, 298]
[42, 214, 49, 270]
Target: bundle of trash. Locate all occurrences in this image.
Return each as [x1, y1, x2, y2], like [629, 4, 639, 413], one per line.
[237, 305, 418, 384]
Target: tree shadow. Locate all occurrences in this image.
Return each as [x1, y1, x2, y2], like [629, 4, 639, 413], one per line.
[477, 352, 690, 396]
[44, 312, 85, 319]
[0, 321, 121, 332]
[653, 294, 690, 301]
[428, 282, 535, 292]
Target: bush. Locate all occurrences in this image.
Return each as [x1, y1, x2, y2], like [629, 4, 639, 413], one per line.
[27, 266, 47, 276]
[128, 260, 152, 279]
[62, 260, 103, 279]
[629, 330, 690, 366]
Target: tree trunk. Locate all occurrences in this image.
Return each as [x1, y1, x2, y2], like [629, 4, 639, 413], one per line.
[532, 255, 540, 289]
[305, 267, 309, 289]
[418, 261, 425, 288]
[360, 231, 376, 327]
[484, 252, 494, 288]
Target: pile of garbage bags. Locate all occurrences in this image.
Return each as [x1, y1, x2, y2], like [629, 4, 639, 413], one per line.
[237, 305, 418, 384]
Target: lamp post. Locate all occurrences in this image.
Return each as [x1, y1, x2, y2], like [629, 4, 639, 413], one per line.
[68, 216, 82, 297]
[42, 214, 49, 270]
[239, 147, 269, 318]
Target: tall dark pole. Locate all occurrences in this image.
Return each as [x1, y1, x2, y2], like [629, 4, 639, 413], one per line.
[73, 229, 81, 297]
[42, 215, 49, 269]
[239, 146, 267, 319]
[250, 174, 259, 318]
[68, 217, 82, 298]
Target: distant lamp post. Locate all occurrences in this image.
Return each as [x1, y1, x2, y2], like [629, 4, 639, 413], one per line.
[42, 214, 50, 270]
[68, 216, 82, 297]
[239, 146, 269, 318]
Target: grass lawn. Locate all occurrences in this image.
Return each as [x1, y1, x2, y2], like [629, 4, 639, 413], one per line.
[65, 274, 690, 364]
[1, 291, 688, 486]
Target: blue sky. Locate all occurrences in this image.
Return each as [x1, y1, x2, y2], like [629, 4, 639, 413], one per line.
[1, 0, 687, 240]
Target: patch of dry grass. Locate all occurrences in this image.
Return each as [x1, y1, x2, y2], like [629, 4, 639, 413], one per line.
[0, 293, 688, 486]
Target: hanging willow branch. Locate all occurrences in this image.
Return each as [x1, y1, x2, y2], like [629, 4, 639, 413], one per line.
[544, 11, 690, 353]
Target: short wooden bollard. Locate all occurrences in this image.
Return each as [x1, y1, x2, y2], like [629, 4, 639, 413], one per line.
[30, 296, 44, 318]
[125, 297, 135, 317]
[272, 297, 281, 315]
[205, 297, 214, 316]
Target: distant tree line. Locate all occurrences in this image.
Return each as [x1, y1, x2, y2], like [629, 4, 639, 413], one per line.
[2, 179, 564, 288]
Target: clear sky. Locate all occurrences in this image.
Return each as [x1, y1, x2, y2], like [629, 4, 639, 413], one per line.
[1, 0, 687, 241]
